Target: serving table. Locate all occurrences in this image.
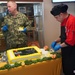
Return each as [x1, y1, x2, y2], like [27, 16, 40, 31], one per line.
[0, 58, 62, 75]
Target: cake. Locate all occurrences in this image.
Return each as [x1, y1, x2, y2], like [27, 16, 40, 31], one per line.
[7, 46, 42, 64]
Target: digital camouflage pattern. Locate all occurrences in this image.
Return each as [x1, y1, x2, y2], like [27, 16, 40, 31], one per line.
[2, 12, 32, 49]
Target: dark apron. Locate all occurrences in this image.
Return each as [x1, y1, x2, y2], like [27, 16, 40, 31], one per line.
[61, 26, 75, 75]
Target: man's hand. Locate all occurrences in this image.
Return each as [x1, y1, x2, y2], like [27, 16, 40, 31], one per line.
[2, 25, 8, 32]
[51, 41, 57, 49]
[54, 44, 62, 51]
[21, 28, 27, 33]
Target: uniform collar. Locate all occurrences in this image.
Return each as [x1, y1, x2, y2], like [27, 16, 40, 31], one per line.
[61, 14, 70, 26]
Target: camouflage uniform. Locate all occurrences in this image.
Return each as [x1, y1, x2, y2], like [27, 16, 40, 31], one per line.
[2, 12, 31, 49]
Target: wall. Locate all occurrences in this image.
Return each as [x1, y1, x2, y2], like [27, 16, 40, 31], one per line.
[43, 0, 75, 48]
[17, 0, 43, 1]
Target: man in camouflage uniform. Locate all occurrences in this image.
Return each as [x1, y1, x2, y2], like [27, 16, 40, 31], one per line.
[1, 0, 32, 50]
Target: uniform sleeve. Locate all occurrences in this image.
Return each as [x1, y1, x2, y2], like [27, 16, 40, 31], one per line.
[65, 18, 75, 46]
[1, 16, 7, 27]
[23, 15, 32, 31]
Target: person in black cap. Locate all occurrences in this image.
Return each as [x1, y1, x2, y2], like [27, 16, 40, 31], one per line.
[50, 4, 75, 75]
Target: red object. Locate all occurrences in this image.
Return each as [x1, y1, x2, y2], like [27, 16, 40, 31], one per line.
[61, 14, 75, 46]
[17, 54, 20, 56]
[28, 41, 40, 48]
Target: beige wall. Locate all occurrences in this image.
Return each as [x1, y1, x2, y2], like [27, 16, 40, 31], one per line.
[43, 0, 75, 48]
